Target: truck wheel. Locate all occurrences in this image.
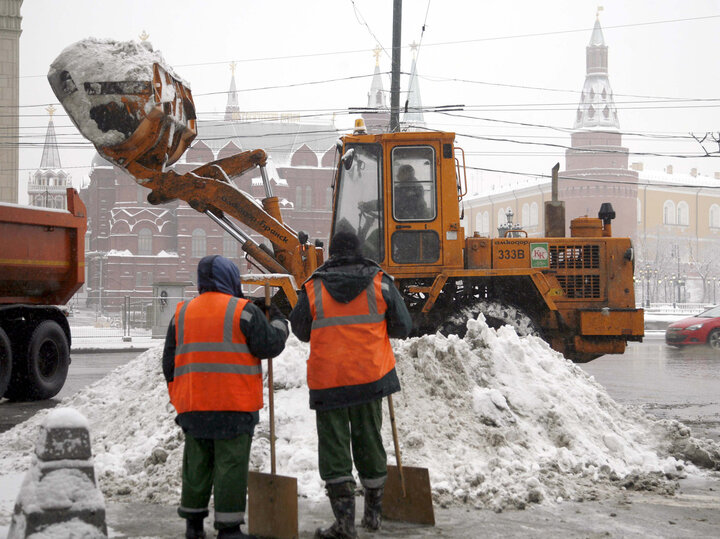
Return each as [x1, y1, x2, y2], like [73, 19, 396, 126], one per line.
[0, 328, 11, 399]
[442, 300, 541, 340]
[5, 321, 70, 401]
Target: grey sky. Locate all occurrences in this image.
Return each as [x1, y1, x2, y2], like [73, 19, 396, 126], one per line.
[17, 0, 720, 203]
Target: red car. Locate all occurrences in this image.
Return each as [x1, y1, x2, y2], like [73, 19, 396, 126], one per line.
[665, 305, 720, 349]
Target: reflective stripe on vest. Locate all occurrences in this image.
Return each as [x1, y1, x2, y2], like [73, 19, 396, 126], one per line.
[170, 293, 263, 413]
[311, 280, 387, 329]
[306, 273, 395, 391]
[175, 297, 255, 362]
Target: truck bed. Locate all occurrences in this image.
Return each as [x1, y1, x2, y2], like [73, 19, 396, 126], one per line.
[0, 188, 87, 305]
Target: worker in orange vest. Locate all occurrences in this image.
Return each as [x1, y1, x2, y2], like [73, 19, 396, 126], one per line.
[162, 255, 288, 539]
[289, 231, 412, 539]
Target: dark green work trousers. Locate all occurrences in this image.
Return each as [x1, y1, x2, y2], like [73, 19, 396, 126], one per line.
[178, 432, 252, 530]
[316, 399, 388, 488]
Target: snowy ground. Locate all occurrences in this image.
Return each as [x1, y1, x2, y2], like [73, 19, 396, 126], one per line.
[1, 315, 719, 537]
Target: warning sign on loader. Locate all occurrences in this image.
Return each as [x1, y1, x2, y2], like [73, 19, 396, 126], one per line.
[530, 243, 550, 268]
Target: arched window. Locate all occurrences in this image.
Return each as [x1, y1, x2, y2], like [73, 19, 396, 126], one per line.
[192, 228, 206, 258]
[325, 187, 333, 209]
[138, 228, 152, 255]
[530, 202, 539, 226]
[295, 186, 303, 209]
[637, 198, 642, 223]
[521, 203, 530, 227]
[483, 211, 489, 234]
[710, 204, 720, 228]
[223, 231, 237, 258]
[663, 200, 676, 225]
[497, 209, 506, 226]
[677, 201, 689, 226]
[475, 212, 484, 234]
[305, 186, 313, 209]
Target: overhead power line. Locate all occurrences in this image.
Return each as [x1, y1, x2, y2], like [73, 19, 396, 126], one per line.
[8, 13, 720, 80]
[466, 165, 720, 190]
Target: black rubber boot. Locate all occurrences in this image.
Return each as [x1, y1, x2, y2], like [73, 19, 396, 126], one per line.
[216, 525, 255, 539]
[186, 517, 206, 539]
[314, 481, 358, 539]
[360, 486, 384, 531]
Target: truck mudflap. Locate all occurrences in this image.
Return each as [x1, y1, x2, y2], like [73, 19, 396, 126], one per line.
[578, 308, 645, 337]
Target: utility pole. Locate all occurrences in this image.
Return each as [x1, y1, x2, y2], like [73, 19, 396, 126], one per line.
[389, 0, 402, 132]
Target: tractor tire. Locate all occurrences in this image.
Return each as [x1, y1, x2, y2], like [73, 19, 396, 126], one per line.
[707, 328, 720, 351]
[0, 328, 11, 399]
[4, 320, 70, 401]
[441, 300, 542, 340]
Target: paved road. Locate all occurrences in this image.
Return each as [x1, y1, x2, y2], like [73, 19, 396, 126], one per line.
[0, 350, 141, 434]
[581, 332, 720, 441]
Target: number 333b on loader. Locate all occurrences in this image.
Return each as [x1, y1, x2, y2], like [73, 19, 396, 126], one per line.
[49, 40, 643, 362]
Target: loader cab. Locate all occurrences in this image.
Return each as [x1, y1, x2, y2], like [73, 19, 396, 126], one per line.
[330, 128, 465, 276]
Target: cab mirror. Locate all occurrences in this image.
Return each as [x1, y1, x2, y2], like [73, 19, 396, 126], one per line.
[341, 148, 355, 170]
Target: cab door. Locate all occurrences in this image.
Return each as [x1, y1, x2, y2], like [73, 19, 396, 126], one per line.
[386, 143, 444, 270]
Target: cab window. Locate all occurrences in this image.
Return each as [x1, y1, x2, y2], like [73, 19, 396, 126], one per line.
[392, 146, 436, 221]
[332, 143, 384, 262]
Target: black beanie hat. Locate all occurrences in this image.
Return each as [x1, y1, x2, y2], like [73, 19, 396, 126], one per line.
[329, 231, 361, 257]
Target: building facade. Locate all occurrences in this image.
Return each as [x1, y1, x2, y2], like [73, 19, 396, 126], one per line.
[0, 0, 22, 202]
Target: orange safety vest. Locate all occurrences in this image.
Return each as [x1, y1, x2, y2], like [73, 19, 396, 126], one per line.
[168, 292, 263, 414]
[305, 272, 395, 390]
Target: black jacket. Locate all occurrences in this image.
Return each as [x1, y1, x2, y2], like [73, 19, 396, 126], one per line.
[162, 255, 289, 439]
[289, 255, 412, 410]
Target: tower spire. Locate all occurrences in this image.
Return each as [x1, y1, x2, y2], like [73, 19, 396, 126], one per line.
[401, 41, 425, 129]
[367, 46, 387, 109]
[574, 11, 618, 130]
[40, 105, 62, 169]
[224, 62, 240, 121]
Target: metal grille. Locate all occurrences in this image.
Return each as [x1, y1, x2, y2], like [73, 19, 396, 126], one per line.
[549, 245, 600, 269]
[556, 275, 601, 298]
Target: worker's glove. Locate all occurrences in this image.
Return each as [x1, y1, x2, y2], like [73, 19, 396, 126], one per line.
[253, 298, 284, 320]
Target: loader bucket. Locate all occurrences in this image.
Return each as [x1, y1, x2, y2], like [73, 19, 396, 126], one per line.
[48, 39, 196, 175]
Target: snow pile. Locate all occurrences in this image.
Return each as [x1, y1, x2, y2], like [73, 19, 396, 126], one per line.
[1, 316, 719, 513]
[43, 407, 88, 429]
[48, 38, 180, 147]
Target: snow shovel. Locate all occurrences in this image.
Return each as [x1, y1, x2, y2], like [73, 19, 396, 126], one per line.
[382, 394, 435, 525]
[247, 284, 298, 539]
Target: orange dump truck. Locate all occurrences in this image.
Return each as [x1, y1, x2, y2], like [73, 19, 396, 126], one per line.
[0, 188, 86, 401]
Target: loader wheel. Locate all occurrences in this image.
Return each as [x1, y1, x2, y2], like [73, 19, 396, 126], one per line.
[0, 328, 11, 399]
[4, 321, 70, 401]
[441, 300, 541, 340]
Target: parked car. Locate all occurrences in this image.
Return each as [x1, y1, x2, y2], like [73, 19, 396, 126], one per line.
[665, 305, 720, 349]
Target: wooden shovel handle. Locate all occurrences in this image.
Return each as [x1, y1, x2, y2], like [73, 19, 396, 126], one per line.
[387, 394, 406, 497]
[265, 284, 276, 476]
